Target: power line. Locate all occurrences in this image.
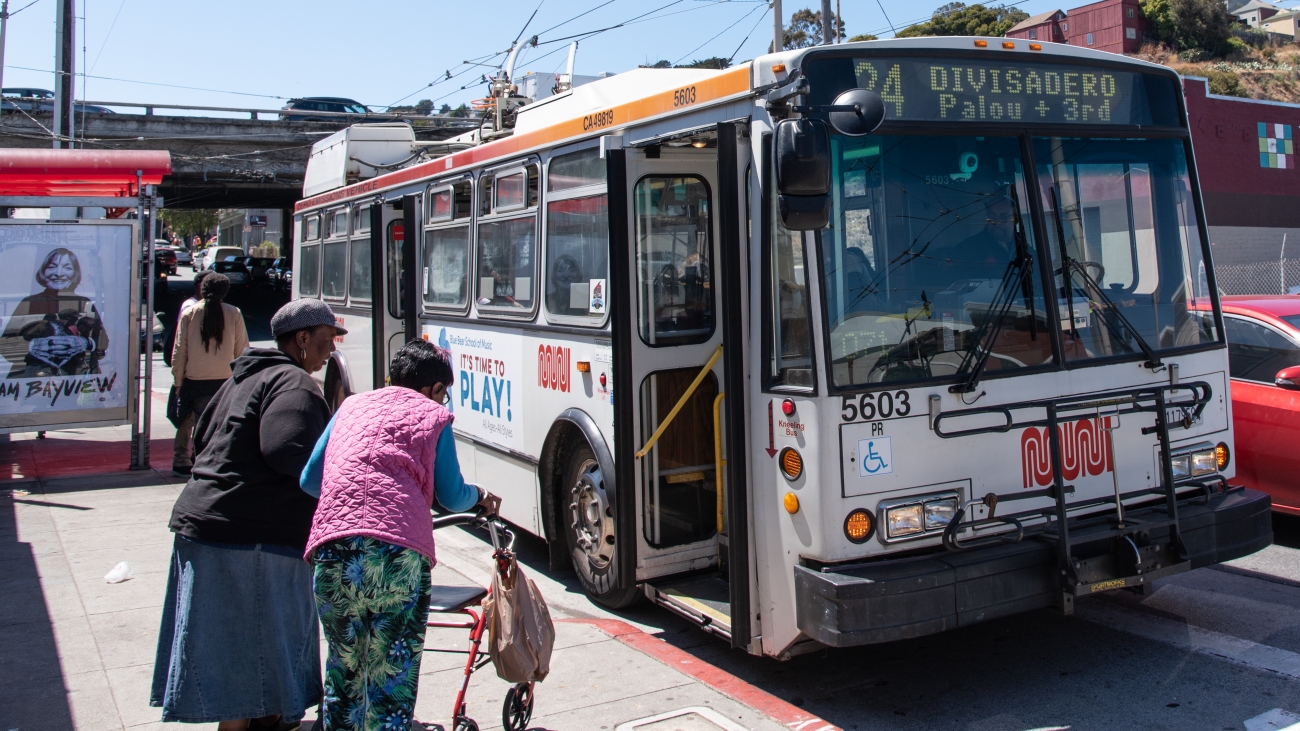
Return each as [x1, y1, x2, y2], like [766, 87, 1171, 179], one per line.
[674, 3, 765, 65]
[728, 4, 773, 61]
[6, 64, 288, 99]
[7, 0, 46, 17]
[90, 0, 128, 74]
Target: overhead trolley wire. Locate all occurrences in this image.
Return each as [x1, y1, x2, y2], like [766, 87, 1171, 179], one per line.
[673, 2, 765, 65]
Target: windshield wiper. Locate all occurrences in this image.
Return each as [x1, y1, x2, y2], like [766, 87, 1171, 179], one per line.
[950, 192, 1036, 394]
[1048, 187, 1164, 371]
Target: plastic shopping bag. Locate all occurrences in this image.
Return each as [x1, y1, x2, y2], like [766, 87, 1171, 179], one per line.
[482, 553, 554, 683]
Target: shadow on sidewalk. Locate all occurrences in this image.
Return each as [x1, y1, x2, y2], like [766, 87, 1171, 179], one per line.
[0, 490, 76, 730]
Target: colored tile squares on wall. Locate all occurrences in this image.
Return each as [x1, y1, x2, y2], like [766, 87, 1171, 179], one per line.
[1259, 122, 1293, 169]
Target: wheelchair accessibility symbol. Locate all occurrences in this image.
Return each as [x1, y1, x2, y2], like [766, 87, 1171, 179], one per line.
[856, 437, 894, 477]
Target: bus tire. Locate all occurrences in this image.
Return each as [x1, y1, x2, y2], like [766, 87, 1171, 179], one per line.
[563, 444, 640, 609]
[323, 363, 346, 413]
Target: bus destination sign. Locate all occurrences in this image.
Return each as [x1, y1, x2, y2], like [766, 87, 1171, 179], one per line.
[813, 57, 1177, 127]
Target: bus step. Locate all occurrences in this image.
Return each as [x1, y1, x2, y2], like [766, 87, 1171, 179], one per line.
[646, 576, 732, 641]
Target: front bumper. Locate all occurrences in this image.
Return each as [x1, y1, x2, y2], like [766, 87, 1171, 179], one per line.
[795, 488, 1273, 648]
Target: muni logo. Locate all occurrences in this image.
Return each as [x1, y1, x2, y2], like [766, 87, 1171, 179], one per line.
[538, 344, 571, 393]
[1021, 416, 1114, 488]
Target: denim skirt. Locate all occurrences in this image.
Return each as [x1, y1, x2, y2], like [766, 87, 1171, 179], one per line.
[150, 535, 322, 723]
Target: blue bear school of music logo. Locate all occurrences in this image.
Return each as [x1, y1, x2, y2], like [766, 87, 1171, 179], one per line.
[1259, 123, 1293, 169]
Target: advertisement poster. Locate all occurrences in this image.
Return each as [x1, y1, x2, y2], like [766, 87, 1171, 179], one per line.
[0, 223, 133, 424]
[430, 324, 526, 453]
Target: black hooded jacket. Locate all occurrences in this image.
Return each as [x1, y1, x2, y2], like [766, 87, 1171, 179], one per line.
[168, 348, 331, 549]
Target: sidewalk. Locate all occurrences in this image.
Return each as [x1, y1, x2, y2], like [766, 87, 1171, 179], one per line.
[0, 431, 834, 731]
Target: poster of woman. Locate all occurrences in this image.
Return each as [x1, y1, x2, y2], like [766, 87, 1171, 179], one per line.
[0, 222, 133, 423]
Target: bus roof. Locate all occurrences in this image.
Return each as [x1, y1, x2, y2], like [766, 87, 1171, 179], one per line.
[294, 37, 1176, 215]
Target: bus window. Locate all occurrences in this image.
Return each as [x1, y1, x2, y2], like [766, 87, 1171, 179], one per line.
[424, 226, 470, 309]
[820, 134, 1052, 388]
[328, 209, 348, 238]
[771, 199, 813, 388]
[349, 237, 371, 300]
[452, 180, 472, 219]
[299, 244, 321, 296]
[496, 170, 526, 211]
[303, 215, 320, 241]
[322, 241, 347, 298]
[479, 174, 494, 216]
[548, 148, 604, 191]
[1036, 137, 1218, 359]
[428, 188, 453, 222]
[476, 217, 537, 312]
[634, 176, 714, 346]
[640, 368, 719, 548]
[352, 208, 371, 235]
[545, 194, 608, 321]
[387, 220, 404, 319]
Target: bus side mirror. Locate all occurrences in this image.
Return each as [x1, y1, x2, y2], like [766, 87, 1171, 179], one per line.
[775, 118, 831, 230]
[827, 89, 886, 136]
[1276, 365, 1300, 390]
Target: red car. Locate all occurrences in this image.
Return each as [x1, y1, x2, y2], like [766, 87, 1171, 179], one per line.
[1219, 296, 1300, 515]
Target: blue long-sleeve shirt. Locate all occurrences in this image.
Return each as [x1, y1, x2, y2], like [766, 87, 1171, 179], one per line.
[299, 414, 478, 513]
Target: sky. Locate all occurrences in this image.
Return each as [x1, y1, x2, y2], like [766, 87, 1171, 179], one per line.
[3, 0, 1104, 116]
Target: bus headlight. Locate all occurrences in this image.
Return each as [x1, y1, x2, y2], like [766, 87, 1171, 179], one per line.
[885, 504, 923, 538]
[1171, 454, 1191, 479]
[1190, 448, 1218, 476]
[924, 498, 958, 530]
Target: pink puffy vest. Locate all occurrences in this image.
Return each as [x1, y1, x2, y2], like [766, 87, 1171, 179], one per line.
[305, 386, 454, 562]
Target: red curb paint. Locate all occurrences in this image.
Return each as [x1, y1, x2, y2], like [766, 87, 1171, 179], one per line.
[559, 618, 841, 731]
[0, 437, 172, 481]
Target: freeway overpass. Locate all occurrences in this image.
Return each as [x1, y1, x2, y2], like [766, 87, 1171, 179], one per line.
[0, 104, 476, 209]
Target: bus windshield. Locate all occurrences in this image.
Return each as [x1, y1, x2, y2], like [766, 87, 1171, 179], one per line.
[820, 134, 1053, 388]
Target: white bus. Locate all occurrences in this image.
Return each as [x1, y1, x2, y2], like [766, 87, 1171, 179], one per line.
[291, 37, 1273, 658]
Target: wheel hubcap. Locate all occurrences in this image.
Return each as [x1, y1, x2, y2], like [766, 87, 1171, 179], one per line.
[569, 459, 613, 569]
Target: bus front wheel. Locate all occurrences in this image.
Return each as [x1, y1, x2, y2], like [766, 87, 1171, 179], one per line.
[563, 445, 640, 608]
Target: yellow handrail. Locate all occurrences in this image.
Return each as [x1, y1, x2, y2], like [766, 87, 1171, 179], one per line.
[635, 344, 723, 459]
[712, 391, 726, 535]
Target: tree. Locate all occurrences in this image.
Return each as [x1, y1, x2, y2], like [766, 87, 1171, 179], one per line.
[848, 33, 879, 41]
[639, 60, 673, 68]
[773, 7, 846, 50]
[677, 57, 731, 69]
[1171, 0, 1232, 56]
[895, 2, 1029, 37]
[159, 209, 218, 242]
[1140, 0, 1175, 45]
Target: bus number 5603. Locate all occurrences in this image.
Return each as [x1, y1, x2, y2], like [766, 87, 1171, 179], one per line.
[841, 390, 911, 422]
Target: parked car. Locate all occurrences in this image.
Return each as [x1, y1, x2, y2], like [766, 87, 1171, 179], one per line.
[265, 257, 291, 289]
[141, 313, 166, 352]
[1217, 296, 1300, 515]
[239, 256, 276, 285]
[280, 97, 371, 122]
[195, 246, 244, 271]
[207, 260, 252, 291]
[172, 246, 193, 268]
[0, 88, 113, 114]
[153, 247, 177, 277]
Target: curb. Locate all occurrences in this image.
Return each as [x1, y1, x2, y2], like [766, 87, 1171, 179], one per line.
[558, 618, 840, 731]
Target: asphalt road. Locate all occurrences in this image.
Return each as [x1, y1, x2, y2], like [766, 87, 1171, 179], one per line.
[156, 266, 1300, 730]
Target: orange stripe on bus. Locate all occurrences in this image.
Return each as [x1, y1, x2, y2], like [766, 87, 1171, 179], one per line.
[295, 64, 752, 213]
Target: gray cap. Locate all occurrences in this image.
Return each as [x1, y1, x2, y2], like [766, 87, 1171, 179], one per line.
[270, 299, 348, 338]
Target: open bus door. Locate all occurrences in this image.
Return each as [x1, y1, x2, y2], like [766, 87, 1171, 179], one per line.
[606, 122, 752, 649]
[369, 196, 417, 387]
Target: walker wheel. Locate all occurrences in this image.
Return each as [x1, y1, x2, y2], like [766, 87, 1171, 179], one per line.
[502, 682, 534, 731]
[453, 718, 479, 731]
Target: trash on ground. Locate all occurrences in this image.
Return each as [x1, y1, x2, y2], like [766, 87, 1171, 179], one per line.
[104, 561, 134, 584]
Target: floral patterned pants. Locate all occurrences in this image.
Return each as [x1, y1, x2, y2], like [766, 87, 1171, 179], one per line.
[313, 536, 432, 731]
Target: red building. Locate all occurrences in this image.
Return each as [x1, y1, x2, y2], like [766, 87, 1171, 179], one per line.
[1183, 76, 1300, 269]
[1062, 0, 1144, 54]
[1005, 10, 1067, 43]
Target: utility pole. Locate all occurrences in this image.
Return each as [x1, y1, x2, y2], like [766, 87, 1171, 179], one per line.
[0, 1, 10, 96]
[821, 0, 833, 44]
[53, 0, 74, 149]
[772, 0, 783, 52]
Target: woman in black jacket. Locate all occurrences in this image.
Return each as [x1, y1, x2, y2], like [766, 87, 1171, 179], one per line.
[151, 299, 346, 731]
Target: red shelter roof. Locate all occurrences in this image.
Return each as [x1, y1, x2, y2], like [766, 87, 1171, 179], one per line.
[0, 149, 171, 197]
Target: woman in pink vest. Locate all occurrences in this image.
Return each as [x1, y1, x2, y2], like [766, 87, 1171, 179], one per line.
[299, 340, 499, 731]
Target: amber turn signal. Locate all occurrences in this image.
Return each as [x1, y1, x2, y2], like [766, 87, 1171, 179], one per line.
[1029, 43, 1042, 50]
[772, 63, 787, 73]
[1002, 41, 1015, 48]
[974, 39, 988, 47]
[1216, 442, 1231, 470]
[576, 361, 591, 372]
[844, 509, 874, 543]
[783, 492, 800, 514]
[779, 447, 803, 480]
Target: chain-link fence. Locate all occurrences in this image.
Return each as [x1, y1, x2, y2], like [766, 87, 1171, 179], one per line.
[1214, 260, 1300, 296]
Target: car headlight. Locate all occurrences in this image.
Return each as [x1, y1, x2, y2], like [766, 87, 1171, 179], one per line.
[1171, 454, 1190, 479]
[1190, 448, 1218, 476]
[924, 498, 958, 530]
[885, 504, 923, 539]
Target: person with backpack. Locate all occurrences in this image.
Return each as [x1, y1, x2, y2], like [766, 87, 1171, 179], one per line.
[299, 340, 500, 731]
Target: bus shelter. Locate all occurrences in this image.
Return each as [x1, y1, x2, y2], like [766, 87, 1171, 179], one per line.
[0, 149, 171, 470]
